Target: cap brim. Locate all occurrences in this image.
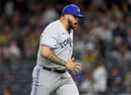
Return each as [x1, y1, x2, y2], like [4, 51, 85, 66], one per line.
[77, 14, 84, 18]
[77, 13, 84, 18]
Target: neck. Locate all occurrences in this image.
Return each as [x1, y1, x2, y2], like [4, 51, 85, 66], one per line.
[59, 17, 68, 32]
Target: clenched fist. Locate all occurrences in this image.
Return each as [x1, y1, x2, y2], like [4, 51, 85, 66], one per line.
[65, 58, 81, 74]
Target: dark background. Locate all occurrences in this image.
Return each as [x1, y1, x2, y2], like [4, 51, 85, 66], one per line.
[0, 0, 131, 95]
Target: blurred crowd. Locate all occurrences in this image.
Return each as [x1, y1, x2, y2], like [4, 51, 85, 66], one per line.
[0, 0, 131, 95]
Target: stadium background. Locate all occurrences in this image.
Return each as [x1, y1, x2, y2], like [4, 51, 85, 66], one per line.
[0, 0, 131, 95]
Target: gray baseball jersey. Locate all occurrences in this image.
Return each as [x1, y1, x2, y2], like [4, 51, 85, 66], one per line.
[30, 20, 79, 95]
[37, 20, 73, 70]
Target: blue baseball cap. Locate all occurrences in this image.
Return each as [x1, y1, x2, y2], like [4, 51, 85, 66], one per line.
[62, 4, 84, 18]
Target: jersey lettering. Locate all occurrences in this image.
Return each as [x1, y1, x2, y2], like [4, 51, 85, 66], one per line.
[59, 38, 72, 48]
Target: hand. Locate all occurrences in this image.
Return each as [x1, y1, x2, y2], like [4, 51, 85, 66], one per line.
[74, 63, 81, 74]
[65, 58, 81, 74]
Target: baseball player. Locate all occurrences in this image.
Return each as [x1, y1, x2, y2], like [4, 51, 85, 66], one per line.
[30, 4, 84, 95]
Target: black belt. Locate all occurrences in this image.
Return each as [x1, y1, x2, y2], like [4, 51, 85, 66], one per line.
[43, 66, 66, 73]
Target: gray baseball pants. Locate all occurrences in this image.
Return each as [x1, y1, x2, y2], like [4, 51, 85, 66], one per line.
[30, 65, 79, 95]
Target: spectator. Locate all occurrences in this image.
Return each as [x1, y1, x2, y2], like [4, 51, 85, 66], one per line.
[108, 66, 127, 94]
[79, 69, 94, 95]
[125, 71, 131, 93]
[93, 59, 108, 95]
[42, 5, 58, 26]
[3, 86, 13, 95]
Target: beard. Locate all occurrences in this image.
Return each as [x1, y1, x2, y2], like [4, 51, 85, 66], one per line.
[67, 18, 78, 32]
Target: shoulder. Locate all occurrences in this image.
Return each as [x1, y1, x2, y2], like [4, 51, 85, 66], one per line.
[40, 20, 60, 38]
[43, 20, 61, 34]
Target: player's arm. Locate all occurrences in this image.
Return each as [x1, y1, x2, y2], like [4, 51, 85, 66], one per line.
[40, 45, 81, 72]
[40, 45, 66, 67]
